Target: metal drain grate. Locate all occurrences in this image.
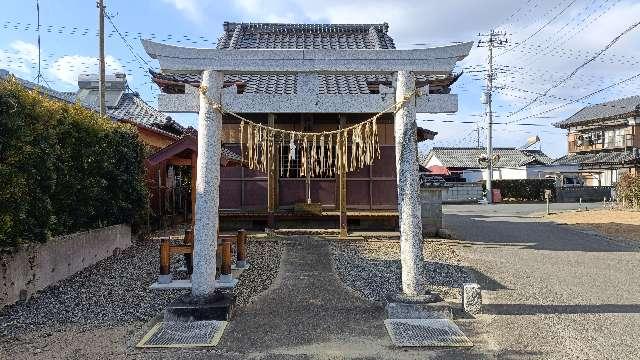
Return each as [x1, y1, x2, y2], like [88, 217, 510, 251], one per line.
[384, 319, 472, 347]
[137, 320, 227, 348]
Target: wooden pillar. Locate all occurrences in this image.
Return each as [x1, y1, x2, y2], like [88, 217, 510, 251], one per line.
[220, 239, 232, 281]
[338, 114, 348, 239]
[159, 238, 171, 284]
[190, 150, 197, 227]
[160, 160, 167, 227]
[236, 229, 247, 268]
[267, 113, 277, 228]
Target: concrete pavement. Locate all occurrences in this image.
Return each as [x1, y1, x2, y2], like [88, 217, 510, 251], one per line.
[443, 203, 640, 359]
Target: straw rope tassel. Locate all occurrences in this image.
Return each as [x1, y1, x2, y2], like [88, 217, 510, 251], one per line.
[239, 120, 244, 164]
[280, 132, 285, 177]
[193, 82, 416, 176]
[319, 134, 325, 176]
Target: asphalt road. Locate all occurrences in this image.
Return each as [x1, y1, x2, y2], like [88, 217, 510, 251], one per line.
[443, 203, 640, 359]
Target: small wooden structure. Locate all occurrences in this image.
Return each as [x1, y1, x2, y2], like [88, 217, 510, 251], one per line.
[156, 229, 247, 285]
[146, 134, 244, 225]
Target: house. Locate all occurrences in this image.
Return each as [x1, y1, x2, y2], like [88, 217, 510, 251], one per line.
[553, 96, 640, 186]
[422, 147, 556, 182]
[145, 21, 470, 231]
[0, 69, 186, 220]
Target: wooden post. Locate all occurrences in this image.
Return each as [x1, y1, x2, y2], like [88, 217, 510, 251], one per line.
[267, 114, 277, 228]
[159, 238, 171, 284]
[184, 228, 194, 275]
[190, 150, 197, 226]
[236, 229, 247, 268]
[338, 114, 348, 239]
[219, 239, 233, 282]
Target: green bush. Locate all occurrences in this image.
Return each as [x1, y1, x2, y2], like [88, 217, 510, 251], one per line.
[484, 179, 556, 202]
[0, 77, 147, 248]
[616, 173, 640, 208]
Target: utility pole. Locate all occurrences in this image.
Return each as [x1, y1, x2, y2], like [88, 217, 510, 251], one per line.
[97, 0, 106, 116]
[478, 30, 507, 203]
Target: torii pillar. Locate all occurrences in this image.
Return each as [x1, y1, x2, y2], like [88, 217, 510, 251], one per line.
[192, 70, 223, 298]
[395, 70, 424, 296]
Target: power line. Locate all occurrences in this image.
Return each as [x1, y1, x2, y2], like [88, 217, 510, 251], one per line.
[508, 19, 640, 117]
[506, 71, 640, 125]
[498, 0, 577, 57]
[104, 12, 150, 68]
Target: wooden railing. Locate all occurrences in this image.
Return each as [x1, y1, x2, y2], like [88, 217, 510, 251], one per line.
[568, 133, 634, 153]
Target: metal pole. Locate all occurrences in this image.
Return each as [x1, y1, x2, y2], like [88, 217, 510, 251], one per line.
[97, 0, 106, 116]
[486, 30, 494, 204]
[546, 197, 550, 215]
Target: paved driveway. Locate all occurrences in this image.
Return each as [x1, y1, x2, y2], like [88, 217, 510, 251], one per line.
[443, 203, 640, 359]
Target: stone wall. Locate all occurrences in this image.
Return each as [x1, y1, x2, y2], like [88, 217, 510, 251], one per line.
[420, 188, 445, 236]
[0, 224, 131, 308]
[556, 186, 613, 202]
[443, 183, 483, 204]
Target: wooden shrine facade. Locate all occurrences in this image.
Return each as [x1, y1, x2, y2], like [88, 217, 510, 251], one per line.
[143, 22, 472, 233]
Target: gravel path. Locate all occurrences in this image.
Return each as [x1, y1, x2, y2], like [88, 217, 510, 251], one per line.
[0, 234, 283, 344]
[331, 239, 470, 302]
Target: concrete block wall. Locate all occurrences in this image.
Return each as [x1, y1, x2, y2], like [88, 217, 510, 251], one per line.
[1, 224, 131, 308]
[420, 188, 445, 236]
[443, 183, 483, 204]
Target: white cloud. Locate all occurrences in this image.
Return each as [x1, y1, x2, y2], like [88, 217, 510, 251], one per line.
[162, 0, 206, 23]
[49, 55, 124, 86]
[0, 40, 39, 76]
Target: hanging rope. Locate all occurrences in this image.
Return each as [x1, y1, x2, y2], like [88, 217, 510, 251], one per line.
[195, 82, 418, 177]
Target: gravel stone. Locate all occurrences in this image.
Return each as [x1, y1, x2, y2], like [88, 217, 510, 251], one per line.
[331, 239, 470, 302]
[232, 238, 283, 308]
[0, 232, 283, 340]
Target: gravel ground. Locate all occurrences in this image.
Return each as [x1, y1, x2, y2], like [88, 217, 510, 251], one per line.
[331, 238, 470, 302]
[232, 238, 283, 307]
[0, 232, 283, 343]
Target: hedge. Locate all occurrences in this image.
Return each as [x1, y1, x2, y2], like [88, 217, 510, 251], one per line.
[485, 179, 556, 201]
[616, 173, 640, 208]
[0, 77, 147, 248]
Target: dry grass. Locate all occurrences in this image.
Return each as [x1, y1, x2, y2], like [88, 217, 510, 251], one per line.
[546, 209, 640, 243]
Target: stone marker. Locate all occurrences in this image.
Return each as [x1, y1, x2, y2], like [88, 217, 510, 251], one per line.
[463, 283, 482, 314]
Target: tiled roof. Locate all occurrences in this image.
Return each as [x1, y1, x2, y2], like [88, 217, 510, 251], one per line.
[554, 95, 640, 128]
[552, 150, 640, 166]
[150, 70, 456, 96]
[423, 147, 553, 169]
[107, 93, 177, 128]
[1, 68, 79, 105]
[217, 22, 395, 50]
[151, 22, 460, 96]
[1, 69, 179, 130]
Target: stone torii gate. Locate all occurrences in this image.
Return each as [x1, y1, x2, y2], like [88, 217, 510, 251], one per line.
[142, 40, 472, 299]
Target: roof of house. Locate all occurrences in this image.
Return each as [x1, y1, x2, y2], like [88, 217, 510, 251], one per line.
[422, 147, 554, 169]
[554, 95, 640, 128]
[150, 22, 461, 96]
[0, 68, 79, 105]
[146, 135, 243, 167]
[552, 149, 640, 166]
[1, 69, 183, 136]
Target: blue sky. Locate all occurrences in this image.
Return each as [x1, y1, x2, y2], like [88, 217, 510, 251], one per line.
[2, 0, 639, 158]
